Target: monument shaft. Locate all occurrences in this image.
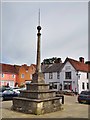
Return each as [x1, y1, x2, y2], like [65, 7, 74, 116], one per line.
[36, 28, 41, 73]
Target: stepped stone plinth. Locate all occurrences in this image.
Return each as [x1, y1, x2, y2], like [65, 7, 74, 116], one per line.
[12, 72, 62, 114]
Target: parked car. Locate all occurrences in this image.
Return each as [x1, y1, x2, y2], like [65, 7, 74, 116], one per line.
[78, 91, 90, 104]
[0, 89, 19, 101]
[12, 87, 26, 94]
[0, 86, 13, 92]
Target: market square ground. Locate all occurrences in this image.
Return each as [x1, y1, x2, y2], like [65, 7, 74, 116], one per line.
[0, 95, 90, 119]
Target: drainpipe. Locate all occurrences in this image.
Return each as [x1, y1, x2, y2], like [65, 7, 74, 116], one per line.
[76, 71, 79, 94]
[76, 72, 81, 94]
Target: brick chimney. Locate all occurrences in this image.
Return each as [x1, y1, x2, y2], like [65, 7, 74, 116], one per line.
[79, 57, 84, 63]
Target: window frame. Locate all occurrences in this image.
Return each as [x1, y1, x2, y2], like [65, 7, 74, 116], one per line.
[49, 72, 53, 79]
[57, 72, 60, 79]
[21, 74, 24, 78]
[12, 74, 15, 78]
[65, 72, 71, 79]
[2, 73, 4, 78]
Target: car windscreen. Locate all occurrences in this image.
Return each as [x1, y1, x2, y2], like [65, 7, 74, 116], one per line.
[81, 91, 90, 95]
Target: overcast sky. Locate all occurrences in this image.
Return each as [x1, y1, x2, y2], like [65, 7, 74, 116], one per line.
[1, 1, 88, 65]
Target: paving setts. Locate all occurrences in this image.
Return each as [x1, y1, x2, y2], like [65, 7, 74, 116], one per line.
[0, 95, 89, 119]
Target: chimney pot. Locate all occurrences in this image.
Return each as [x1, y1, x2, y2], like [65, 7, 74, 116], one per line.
[79, 57, 84, 63]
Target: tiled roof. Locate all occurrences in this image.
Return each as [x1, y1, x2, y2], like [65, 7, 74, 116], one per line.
[31, 64, 36, 69]
[42, 63, 63, 73]
[0, 63, 21, 74]
[0, 63, 36, 74]
[22, 64, 29, 70]
[14, 65, 21, 72]
[64, 57, 90, 72]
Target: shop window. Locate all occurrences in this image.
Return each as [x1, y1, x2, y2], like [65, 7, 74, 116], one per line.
[64, 82, 72, 90]
[49, 83, 53, 89]
[49, 82, 57, 89]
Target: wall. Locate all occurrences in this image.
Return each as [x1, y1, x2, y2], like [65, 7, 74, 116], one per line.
[60, 61, 78, 92]
[18, 65, 35, 86]
[44, 72, 60, 91]
[0, 73, 17, 87]
[78, 71, 89, 93]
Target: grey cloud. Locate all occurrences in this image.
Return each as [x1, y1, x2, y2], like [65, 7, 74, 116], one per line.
[1, 2, 88, 65]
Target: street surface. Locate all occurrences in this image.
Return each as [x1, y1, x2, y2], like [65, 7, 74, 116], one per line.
[0, 95, 90, 119]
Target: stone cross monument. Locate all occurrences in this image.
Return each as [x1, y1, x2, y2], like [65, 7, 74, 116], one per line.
[12, 10, 62, 115]
[31, 9, 44, 84]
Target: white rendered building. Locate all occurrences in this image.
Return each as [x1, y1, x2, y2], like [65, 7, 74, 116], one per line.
[42, 57, 89, 94]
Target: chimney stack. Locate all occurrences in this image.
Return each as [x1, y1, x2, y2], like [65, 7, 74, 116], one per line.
[79, 57, 84, 63]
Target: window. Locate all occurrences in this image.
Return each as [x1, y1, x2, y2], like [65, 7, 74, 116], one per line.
[21, 74, 24, 78]
[53, 83, 57, 89]
[64, 81, 72, 90]
[82, 82, 85, 89]
[12, 74, 15, 78]
[65, 72, 71, 79]
[49, 82, 57, 89]
[2, 74, 4, 78]
[10, 81, 14, 87]
[49, 83, 53, 89]
[57, 72, 60, 79]
[49, 72, 53, 79]
[87, 83, 89, 89]
[30, 74, 32, 79]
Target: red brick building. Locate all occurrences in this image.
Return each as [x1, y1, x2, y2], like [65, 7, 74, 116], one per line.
[0, 63, 36, 87]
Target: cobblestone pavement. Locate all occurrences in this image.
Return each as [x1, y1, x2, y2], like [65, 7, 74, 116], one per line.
[0, 95, 90, 119]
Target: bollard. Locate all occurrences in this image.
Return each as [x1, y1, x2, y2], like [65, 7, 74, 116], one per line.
[62, 95, 64, 104]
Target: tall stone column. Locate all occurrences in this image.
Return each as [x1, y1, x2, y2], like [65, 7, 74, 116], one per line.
[32, 10, 44, 83]
[36, 25, 41, 73]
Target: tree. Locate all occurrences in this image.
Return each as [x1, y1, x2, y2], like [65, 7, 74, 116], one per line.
[42, 57, 62, 64]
